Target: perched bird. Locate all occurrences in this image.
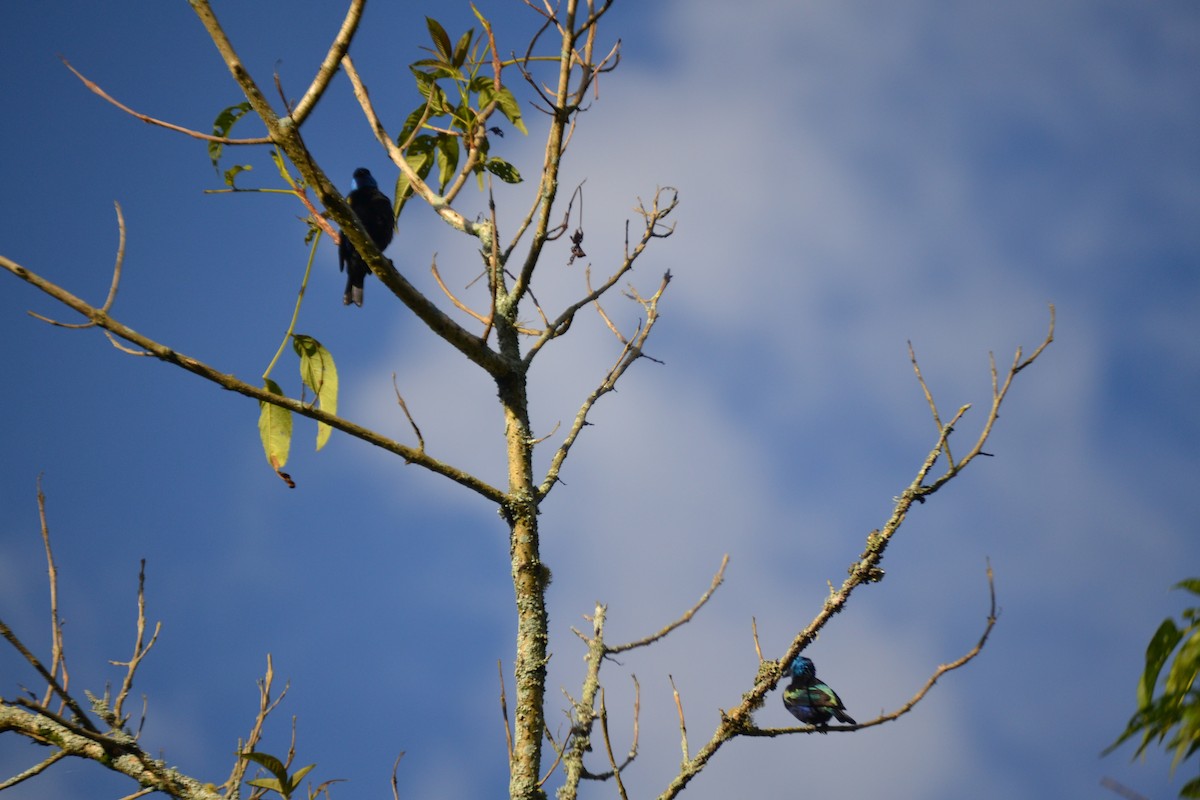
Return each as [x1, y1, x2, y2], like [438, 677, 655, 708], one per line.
[338, 167, 395, 307]
[782, 656, 856, 726]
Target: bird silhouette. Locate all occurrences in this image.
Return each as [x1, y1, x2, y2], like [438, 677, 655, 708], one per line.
[338, 168, 394, 307]
[782, 656, 856, 726]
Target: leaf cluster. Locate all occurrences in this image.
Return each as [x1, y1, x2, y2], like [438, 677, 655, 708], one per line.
[259, 334, 338, 487]
[1106, 579, 1200, 798]
[243, 750, 341, 800]
[395, 14, 527, 217]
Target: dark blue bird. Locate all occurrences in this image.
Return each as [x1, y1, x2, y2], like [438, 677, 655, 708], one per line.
[782, 656, 856, 726]
[338, 168, 395, 307]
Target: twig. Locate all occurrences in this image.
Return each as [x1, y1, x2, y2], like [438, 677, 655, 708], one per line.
[287, 0, 365, 125]
[224, 655, 289, 796]
[498, 659, 513, 766]
[0, 621, 97, 732]
[587, 267, 625, 343]
[537, 730, 566, 787]
[669, 675, 689, 766]
[527, 420, 561, 447]
[1100, 776, 1150, 800]
[60, 57, 271, 145]
[110, 560, 162, 726]
[392, 374, 425, 454]
[35, 477, 68, 712]
[115, 788, 156, 800]
[751, 618, 764, 663]
[524, 187, 679, 363]
[921, 304, 1056, 496]
[481, 182, 501, 343]
[0, 750, 69, 791]
[340, 55, 477, 236]
[858, 561, 998, 728]
[390, 752, 406, 800]
[598, 689, 630, 800]
[908, 339, 954, 466]
[608, 555, 728, 653]
[430, 256, 540, 335]
[28, 202, 126, 331]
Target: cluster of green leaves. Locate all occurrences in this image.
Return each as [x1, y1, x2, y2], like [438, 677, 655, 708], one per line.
[1107, 579, 1200, 798]
[393, 12, 527, 218]
[242, 751, 340, 800]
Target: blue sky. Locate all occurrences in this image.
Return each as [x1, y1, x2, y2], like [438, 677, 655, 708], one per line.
[3, 2, 1199, 799]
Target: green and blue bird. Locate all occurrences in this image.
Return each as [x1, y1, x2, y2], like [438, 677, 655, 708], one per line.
[782, 656, 856, 726]
[338, 168, 395, 307]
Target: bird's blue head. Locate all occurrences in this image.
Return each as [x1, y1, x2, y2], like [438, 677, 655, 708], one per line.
[351, 168, 377, 192]
[789, 656, 816, 679]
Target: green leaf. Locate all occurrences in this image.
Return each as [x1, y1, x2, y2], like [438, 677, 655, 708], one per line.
[409, 68, 449, 115]
[258, 379, 292, 473]
[223, 164, 253, 189]
[452, 28, 474, 68]
[242, 751, 289, 784]
[451, 101, 478, 136]
[394, 135, 436, 219]
[209, 102, 253, 170]
[426, 17, 453, 63]
[1143, 619, 1184, 707]
[292, 334, 338, 451]
[289, 763, 317, 788]
[480, 85, 527, 135]
[411, 61, 464, 81]
[1182, 774, 1200, 798]
[1166, 629, 1200, 697]
[485, 157, 522, 184]
[1176, 579, 1200, 597]
[397, 105, 428, 149]
[246, 777, 286, 795]
[435, 134, 460, 191]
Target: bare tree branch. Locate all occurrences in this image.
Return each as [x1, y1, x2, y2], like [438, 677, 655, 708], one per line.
[1, 255, 507, 505]
[654, 308, 1054, 800]
[746, 561, 998, 736]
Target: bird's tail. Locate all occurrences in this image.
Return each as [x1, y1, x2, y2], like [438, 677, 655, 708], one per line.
[344, 285, 364, 307]
[833, 709, 857, 725]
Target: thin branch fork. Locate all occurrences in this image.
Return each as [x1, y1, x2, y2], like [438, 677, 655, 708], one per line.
[109, 560, 162, 728]
[524, 186, 679, 365]
[559, 555, 725, 799]
[430, 257, 541, 336]
[916, 303, 1056, 496]
[61, 0, 364, 143]
[224, 655, 289, 796]
[537, 270, 672, 499]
